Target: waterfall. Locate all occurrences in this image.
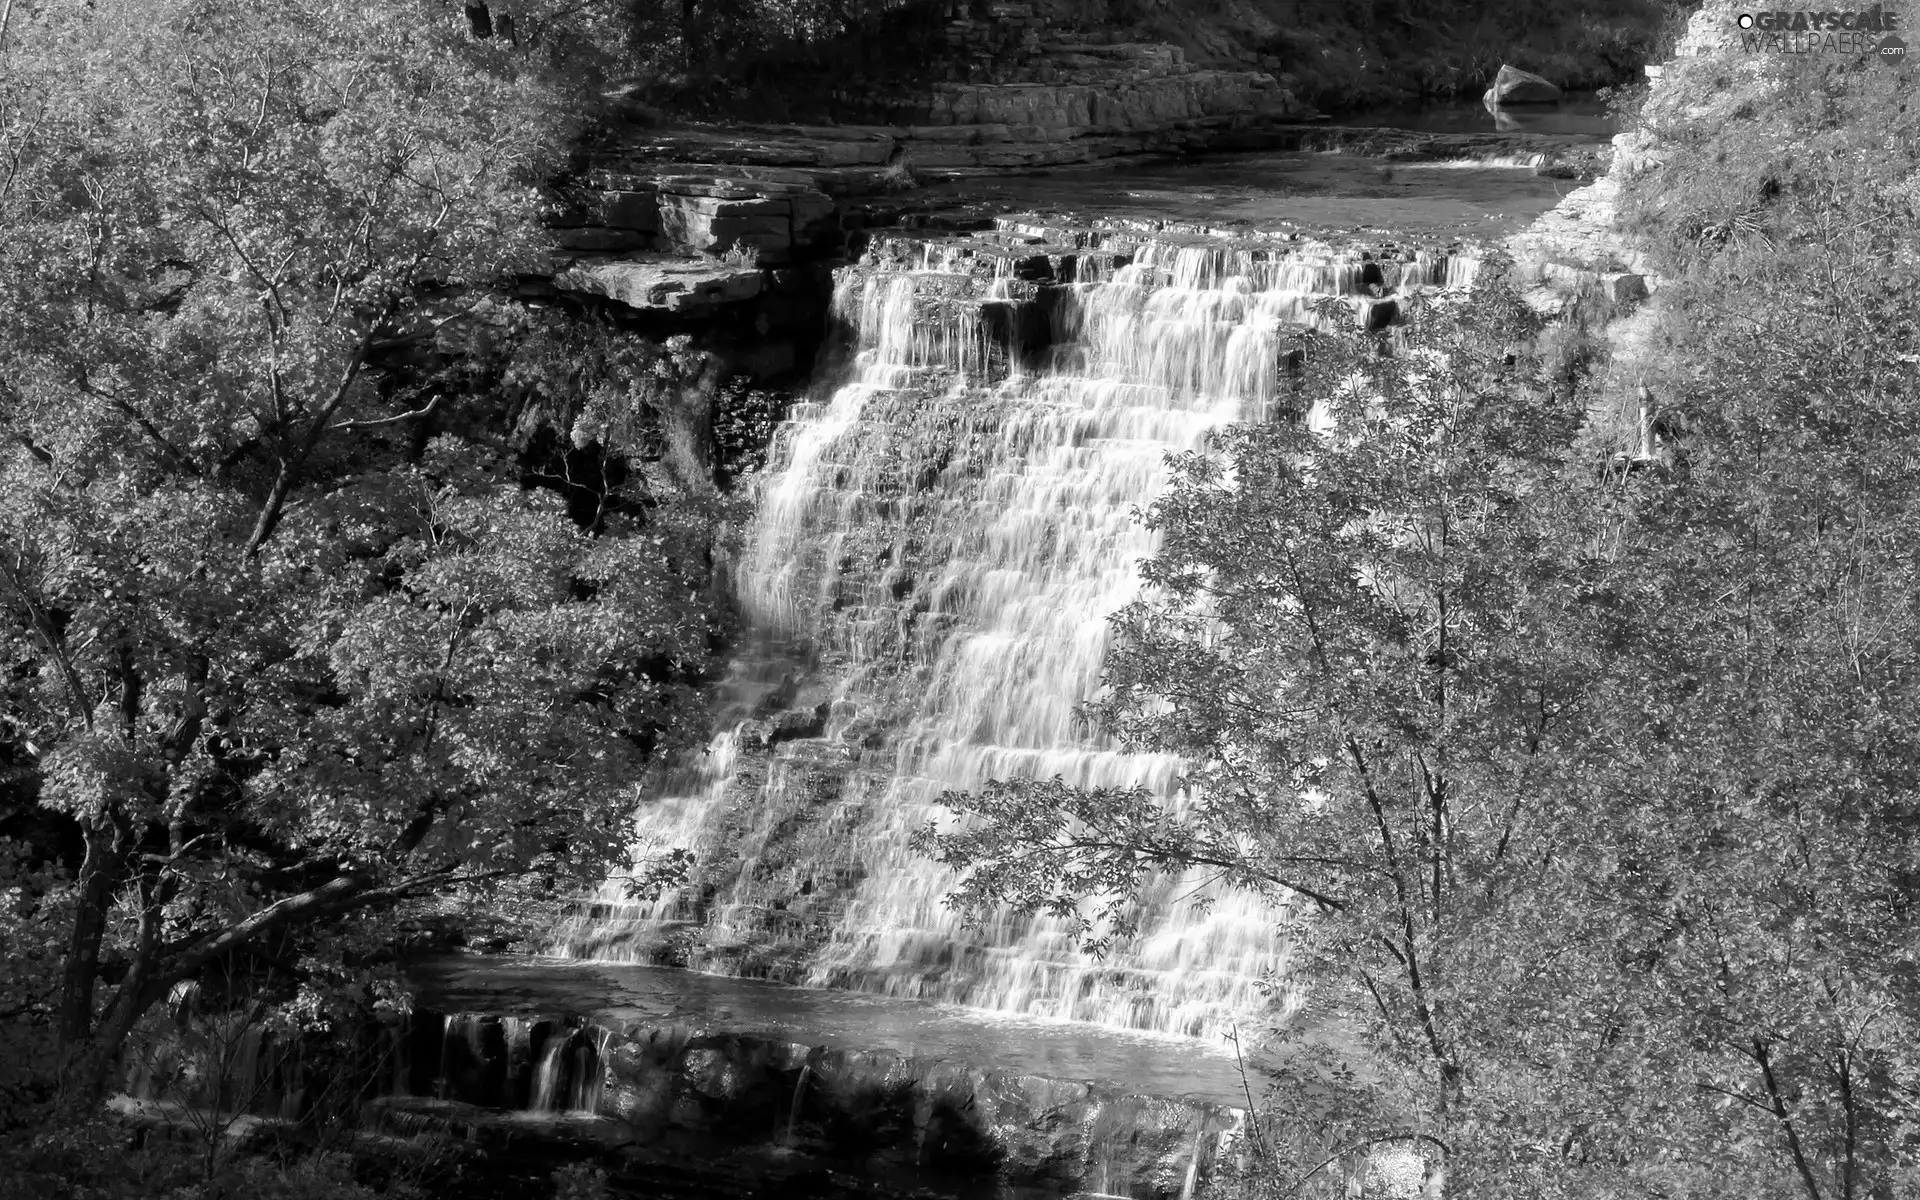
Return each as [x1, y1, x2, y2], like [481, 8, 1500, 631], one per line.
[558, 221, 1479, 1039]
[784, 1061, 812, 1144]
[528, 1027, 605, 1113]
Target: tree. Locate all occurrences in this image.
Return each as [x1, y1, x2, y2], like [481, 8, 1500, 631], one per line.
[0, 0, 713, 1108]
[920, 275, 1607, 1193]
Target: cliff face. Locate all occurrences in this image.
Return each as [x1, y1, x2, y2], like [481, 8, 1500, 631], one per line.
[1614, 0, 1760, 173]
[1506, 0, 1914, 457]
[1509, 0, 1911, 290]
[1120, 0, 1663, 108]
[1503, 2, 1737, 282]
[646, 0, 1664, 122]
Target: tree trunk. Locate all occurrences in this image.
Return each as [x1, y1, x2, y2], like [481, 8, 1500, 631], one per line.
[59, 1032, 131, 1114]
[57, 820, 122, 1051]
[53, 865, 438, 1113]
[58, 869, 174, 1111]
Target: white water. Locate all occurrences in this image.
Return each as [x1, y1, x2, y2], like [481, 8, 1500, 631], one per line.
[1395, 153, 1549, 170]
[558, 223, 1479, 1039]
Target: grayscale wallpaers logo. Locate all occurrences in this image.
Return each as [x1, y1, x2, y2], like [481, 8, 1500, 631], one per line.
[1735, 6, 1907, 61]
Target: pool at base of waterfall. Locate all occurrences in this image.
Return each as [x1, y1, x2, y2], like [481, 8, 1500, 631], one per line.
[408, 954, 1265, 1108]
[394, 954, 1357, 1199]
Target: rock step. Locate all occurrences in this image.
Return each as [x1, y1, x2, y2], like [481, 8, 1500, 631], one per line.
[555, 255, 768, 315]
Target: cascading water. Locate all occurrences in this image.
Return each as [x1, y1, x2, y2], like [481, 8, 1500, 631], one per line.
[558, 220, 1479, 1039]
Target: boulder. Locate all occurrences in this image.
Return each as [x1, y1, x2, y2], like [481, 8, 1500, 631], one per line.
[1483, 64, 1562, 106]
[766, 704, 831, 746]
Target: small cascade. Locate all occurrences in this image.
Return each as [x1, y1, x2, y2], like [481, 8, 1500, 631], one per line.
[558, 220, 1483, 1039]
[529, 1031, 570, 1111]
[392, 1012, 607, 1115]
[1395, 151, 1549, 170]
[784, 1061, 812, 1145]
[1178, 1128, 1205, 1200]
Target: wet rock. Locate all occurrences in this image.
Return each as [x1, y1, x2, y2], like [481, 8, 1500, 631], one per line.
[736, 718, 775, 750]
[1363, 297, 1402, 333]
[767, 704, 831, 746]
[370, 1096, 640, 1150]
[917, 69, 1303, 140]
[1534, 160, 1585, 180]
[1483, 63, 1563, 105]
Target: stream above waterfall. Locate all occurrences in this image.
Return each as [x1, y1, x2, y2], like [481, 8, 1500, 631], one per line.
[909, 140, 1611, 240]
[1332, 94, 1620, 137]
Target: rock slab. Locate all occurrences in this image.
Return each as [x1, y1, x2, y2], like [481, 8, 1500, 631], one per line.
[555, 255, 764, 313]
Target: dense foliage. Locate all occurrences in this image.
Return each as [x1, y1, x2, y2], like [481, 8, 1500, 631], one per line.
[0, 2, 728, 1171]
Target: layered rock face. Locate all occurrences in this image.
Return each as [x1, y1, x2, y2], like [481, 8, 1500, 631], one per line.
[873, 46, 1303, 145]
[598, 35, 1308, 186]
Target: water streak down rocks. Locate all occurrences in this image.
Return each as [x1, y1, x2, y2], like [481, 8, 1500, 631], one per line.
[557, 219, 1480, 1039]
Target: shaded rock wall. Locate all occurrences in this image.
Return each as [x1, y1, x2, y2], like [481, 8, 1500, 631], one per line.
[648, 0, 1657, 119]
